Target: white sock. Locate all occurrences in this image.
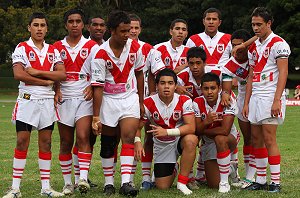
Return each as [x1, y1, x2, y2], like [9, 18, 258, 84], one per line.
[177, 182, 192, 195]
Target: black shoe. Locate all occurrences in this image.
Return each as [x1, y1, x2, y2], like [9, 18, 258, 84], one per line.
[103, 184, 116, 196]
[243, 182, 268, 190]
[119, 182, 139, 197]
[268, 182, 281, 193]
[88, 178, 98, 188]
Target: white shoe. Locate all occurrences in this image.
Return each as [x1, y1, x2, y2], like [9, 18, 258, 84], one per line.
[177, 182, 192, 195]
[3, 188, 22, 198]
[40, 188, 64, 197]
[219, 182, 230, 193]
[78, 178, 90, 194]
[62, 184, 74, 195]
[241, 178, 255, 189]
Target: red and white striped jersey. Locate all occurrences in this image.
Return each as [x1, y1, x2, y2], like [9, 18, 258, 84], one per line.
[186, 31, 231, 67]
[248, 32, 290, 98]
[154, 40, 189, 70]
[12, 37, 62, 99]
[91, 38, 144, 99]
[142, 93, 194, 142]
[53, 36, 98, 98]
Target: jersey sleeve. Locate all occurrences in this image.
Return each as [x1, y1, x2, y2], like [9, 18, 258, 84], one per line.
[91, 52, 106, 87]
[186, 38, 196, 48]
[182, 97, 194, 116]
[134, 47, 145, 71]
[218, 42, 232, 66]
[53, 48, 63, 65]
[223, 96, 238, 115]
[273, 41, 290, 59]
[147, 49, 165, 75]
[193, 100, 201, 118]
[11, 44, 28, 67]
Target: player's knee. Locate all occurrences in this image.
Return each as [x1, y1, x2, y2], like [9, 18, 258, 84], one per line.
[121, 132, 135, 144]
[60, 140, 73, 152]
[100, 135, 117, 158]
[214, 135, 228, 146]
[16, 138, 30, 151]
[182, 135, 198, 151]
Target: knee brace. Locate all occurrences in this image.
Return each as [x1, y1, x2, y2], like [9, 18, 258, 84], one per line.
[100, 135, 117, 158]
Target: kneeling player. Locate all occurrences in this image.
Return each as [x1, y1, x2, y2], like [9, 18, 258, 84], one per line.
[135, 68, 198, 195]
[193, 73, 239, 193]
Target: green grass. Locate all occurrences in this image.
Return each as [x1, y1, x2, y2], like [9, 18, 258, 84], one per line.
[0, 99, 300, 197]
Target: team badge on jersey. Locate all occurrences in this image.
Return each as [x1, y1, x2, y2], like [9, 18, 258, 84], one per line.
[47, 53, 54, 63]
[129, 53, 136, 64]
[164, 57, 170, 66]
[80, 48, 88, 59]
[199, 44, 205, 50]
[106, 60, 113, 70]
[153, 111, 159, 121]
[60, 49, 67, 60]
[180, 57, 186, 65]
[28, 51, 36, 61]
[173, 110, 181, 121]
[201, 113, 206, 121]
[217, 44, 224, 53]
[263, 47, 270, 58]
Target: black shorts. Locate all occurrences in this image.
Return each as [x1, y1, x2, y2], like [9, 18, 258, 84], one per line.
[16, 120, 54, 132]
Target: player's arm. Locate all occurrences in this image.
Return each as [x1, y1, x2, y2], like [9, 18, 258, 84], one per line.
[134, 119, 146, 161]
[242, 67, 253, 118]
[221, 74, 233, 107]
[13, 63, 54, 86]
[135, 69, 145, 115]
[232, 36, 257, 57]
[148, 71, 156, 95]
[203, 114, 235, 137]
[173, 63, 187, 74]
[92, 86, 103, 135]
[25, 62, 66, 81]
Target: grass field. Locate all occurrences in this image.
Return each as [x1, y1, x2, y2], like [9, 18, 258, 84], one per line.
[0, 92, 300, 197]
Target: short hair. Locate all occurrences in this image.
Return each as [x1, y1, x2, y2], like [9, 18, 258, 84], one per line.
[28, 12, 48, 26]
[88, 15, 105, 24]
[155, 68, 177, 84]
[201, 72, 220, 86]
[63, 8, 85, 24]
[231, 29, 252, 42]
[187, 47, 207, 62]
[251, 7, 274, 23]
[107, 10, 130, 30]
[203, 8, 222, 20]
[170, 19, 188, 30]
[129, 13, 141, 25]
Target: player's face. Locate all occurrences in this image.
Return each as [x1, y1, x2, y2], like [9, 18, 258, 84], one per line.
[170, 22, 188, 44]
[28, 18, 47, 42]
[65, 14, 84, 37]
[111, 22, 130, 46]
[188, 57, 205, 78]
[201, 81, 220, 104]
[157, 76, 177, 99]
[203, 12, 221, 36]
[129, 20, 141, 40]
[251, 16, 272, 41]
[88, 18, 106, 41]
[232, 38, 248, 61]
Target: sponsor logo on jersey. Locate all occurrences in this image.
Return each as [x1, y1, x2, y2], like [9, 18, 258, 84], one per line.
[236, 67, 244, 77]
[80, 48, 88, 59]
[201, 112, 206, 120]
[47, 53, 54, 63]
[153, 111, 159, 121]
[173, 110, 181, 121]
[164, 57, 170, 66]
[263, 47, 270, 58]
[28, 51, 35, 61]
[61, 49, 67, 60]
[217, 44, 224, 53]
[106, 60, 113, 70]
[180, 57, 186, 65]
[129, 53, 136, 64]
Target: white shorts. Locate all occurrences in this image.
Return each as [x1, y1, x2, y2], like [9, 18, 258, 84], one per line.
[12, 98, 58, 130]
[100, 93, 140, 127]
[248, 95, 286, 125]
[236, 94, 249, 122]
[201, 126, 240, 162]
[153, 137, 181, 164]
[57, 98, 93, 127]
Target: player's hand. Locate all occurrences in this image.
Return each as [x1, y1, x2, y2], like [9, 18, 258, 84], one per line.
[83, 85, 93, 101]
[25, 67, 40, 77]
[45, 80, 54, 86]
[242, 104, 249, 119]
[54, 89, 63, 108]
[134, 141, 145, 161]
[147, 124, 167, 137]
[204, 111, 222, 126]
[232, 43, 246, 57]
[221, 91, 231, 107]
[271, 99, 281, 117]
[92, 116, 102, 135]
[176, 85, 193, 97]
[140, 103, 145, 118]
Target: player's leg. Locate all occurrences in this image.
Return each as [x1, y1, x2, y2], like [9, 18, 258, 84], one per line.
[204, 160, 220, 188]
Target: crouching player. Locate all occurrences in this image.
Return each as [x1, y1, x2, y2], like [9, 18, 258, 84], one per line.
[135, 68, 198, 195]
[193, 72, 240, 193]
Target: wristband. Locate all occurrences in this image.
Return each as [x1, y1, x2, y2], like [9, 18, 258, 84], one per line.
[167, 128, 181, 136]
[134, 136, 141, 143]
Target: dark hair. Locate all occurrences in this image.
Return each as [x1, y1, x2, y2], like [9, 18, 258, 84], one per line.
[129, 13, 141, 26]
[251, 7, 274, 23]
[88, 15, 105, 24]
[63, 8, 85, 24]
[231, 29, 252, 42]
[155, 68, 177, 84]
[201, 72, 220, 86]
[203, 8, 222, 20]
[107, 10, 130, 30]
[170, 19, 188, 30]
[187, 47, 207, 62]
[29, 12, 48, 26]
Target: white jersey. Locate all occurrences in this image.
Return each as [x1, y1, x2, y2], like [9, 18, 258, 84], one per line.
[220, 57, 250, 96]
[12, 38, 62, 99]
[53, 36, 98, 99]
[186, 31, 231, 67]
[91, 38, 144, 99]
[142, 93, 194, 143]
[248, 32, 290, 98]
[154, 40, 189, 70]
